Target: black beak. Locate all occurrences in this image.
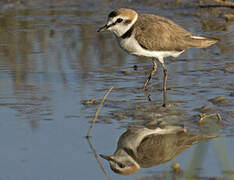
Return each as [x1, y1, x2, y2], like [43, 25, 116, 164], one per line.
[100, 154, 126, 168]
[99, 154, 112, 161]
[97, 24, 108, 32]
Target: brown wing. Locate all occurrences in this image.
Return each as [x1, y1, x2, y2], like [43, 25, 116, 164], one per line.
[134, 14, 193, 51]
[136, 134, 176, 168]
[136, 131, 216, 168]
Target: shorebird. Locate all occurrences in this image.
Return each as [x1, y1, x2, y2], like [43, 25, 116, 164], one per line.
[100, 122, 216, 175]
[97, 8, 217, 107]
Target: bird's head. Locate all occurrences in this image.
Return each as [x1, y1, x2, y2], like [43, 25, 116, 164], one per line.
[100, 150, 140, 175]
[97, 8, 138, 37]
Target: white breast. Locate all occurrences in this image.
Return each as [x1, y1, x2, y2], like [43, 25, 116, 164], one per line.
[118, 36, 184, 63]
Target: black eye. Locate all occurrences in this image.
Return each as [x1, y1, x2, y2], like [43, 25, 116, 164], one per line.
[118, 163, 125, 168]
[116, 18, 123, 23]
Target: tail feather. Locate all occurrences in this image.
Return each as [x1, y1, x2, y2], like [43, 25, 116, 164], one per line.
[188, 35, 217, 48]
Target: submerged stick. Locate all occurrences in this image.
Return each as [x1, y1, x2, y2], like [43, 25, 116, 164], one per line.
[86, 87, 114, 180]
[86, 137, 112, 180]
[86, 86, 114, 137]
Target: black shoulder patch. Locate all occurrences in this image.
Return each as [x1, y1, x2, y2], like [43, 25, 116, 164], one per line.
[121, 26, 134, 39]
[123, 147, 138, 162]
[108, 11, 118, 18]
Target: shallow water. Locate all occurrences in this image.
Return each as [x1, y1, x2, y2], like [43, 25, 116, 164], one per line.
[0, 1, 234, 180]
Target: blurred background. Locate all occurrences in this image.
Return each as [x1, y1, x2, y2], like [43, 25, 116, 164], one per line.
[0, 0, 234, 179]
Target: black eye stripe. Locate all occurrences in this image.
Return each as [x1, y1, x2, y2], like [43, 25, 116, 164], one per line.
[124, 19, 131, 24]
[106, 18, 130, 30]
[106, 21, 118, 29]
[107, 18, 122, 28]
[109, 158, 126, 168]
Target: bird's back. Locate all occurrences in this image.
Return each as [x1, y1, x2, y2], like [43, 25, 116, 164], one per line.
[134, 14, 217, 52]
[135, 131, 216, 168]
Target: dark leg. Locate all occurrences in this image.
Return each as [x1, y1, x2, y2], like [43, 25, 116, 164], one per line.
[161, 63, 168, 107]
[143, 58, 157, 90]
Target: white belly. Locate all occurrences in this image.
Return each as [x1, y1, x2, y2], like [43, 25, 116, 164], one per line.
[118, 36, 184, 63]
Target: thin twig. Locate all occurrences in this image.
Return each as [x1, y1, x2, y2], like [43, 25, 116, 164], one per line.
[86, 138, 112, 180]
[198, 113, 222, 124]
[216, 113, 222, 122]
[86, 86, 114, 137]
[85, 86, 114, 180]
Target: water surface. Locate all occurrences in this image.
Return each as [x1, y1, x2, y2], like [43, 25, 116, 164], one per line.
[0, 1, 234, 180]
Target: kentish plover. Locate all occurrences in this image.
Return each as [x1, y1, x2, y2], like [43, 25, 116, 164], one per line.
[98, 8, 217, 107]
[100, 122, 216, 175]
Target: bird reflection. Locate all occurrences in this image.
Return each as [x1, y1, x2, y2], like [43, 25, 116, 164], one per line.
[100, 121, 216, 175]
